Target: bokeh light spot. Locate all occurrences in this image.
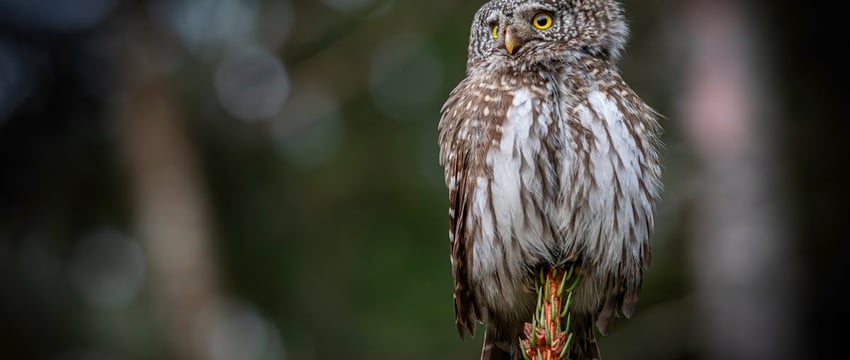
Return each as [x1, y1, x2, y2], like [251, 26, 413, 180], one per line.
[152, 0, 293, 57]
[272, 87, 343, 169]
[215, 47, 290, 122]
[68, 229, 146, 309]
[321, 0, 374, 13]
[369, 35, 444, 122]
[195, 299, 286, 360]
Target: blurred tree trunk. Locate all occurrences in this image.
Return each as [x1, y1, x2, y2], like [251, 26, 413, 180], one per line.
[113, 6, 219, 360]
[681, 0, 799, 359]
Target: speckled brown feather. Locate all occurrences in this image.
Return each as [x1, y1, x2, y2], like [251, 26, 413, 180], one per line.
[450, 153, 481, 337]
[442, 83, 479, 338]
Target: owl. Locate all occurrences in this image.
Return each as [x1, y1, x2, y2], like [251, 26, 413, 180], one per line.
[437, 0, 662, 359]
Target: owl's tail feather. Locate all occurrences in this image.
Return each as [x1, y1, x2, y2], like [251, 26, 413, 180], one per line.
[479, 328, 513, 360]
[569, 314, 602, 360]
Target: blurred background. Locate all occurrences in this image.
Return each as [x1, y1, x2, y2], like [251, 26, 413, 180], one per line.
[0, 0, 847, 359]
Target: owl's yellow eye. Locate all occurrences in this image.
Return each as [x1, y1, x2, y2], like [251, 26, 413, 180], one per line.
[492, 25, 499, 39]
[532, 13, 553, 30]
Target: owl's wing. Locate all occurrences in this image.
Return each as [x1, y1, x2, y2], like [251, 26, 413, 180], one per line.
[438, 83, 480, 339]
[567, 84, 659, 336]
[447, 150, 480, 339]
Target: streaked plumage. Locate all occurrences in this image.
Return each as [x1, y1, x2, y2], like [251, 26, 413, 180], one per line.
[438, 1, 662, 359]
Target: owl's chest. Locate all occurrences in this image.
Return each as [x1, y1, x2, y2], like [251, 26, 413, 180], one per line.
[555, 89, 658, 275]
[466, 87, 563, 299]
[457, 72, 557, 147]
[462, 83, 562, 210]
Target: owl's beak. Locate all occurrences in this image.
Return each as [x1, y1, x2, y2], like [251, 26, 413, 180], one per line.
[504, 27, 521, 55]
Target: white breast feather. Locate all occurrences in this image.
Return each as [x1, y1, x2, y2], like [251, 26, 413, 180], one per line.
[471, 88, 555, 311]
[562, 90, 650, 274]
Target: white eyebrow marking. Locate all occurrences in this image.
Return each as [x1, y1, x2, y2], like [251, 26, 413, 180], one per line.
[515, 3, 558, 15]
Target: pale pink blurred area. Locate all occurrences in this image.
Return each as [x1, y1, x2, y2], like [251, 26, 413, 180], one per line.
[680, 1, 799, 359]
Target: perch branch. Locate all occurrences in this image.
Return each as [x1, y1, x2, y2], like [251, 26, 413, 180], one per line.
[520, 265, 581, 360]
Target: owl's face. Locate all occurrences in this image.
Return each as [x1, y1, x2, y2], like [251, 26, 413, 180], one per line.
[467, 0, 628, 70]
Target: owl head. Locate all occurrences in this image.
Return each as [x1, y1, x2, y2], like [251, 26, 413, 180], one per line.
[466, 0, 628, 70]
